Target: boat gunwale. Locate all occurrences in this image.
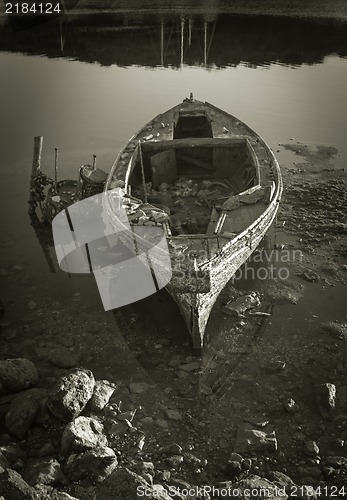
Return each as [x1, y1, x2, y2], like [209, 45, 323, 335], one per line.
[103, 100, 283, 265]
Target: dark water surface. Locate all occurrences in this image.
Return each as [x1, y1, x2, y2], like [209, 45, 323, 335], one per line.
[0, 8, 346, 348]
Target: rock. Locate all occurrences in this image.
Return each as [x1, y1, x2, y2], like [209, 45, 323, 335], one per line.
[284, 398, 299, 414]
[96, 467, 150, 498]
[179, 361, 200, 373]
[158, 443, 182, 456]
[266, 278, 304, 305]
[229, 452, 243, 463]
[46, 347, 81, 369]
[322, 321, 347, 340]
[315, 382, 336, 418]
[65, 446, 118, 483]
[27, 301, 37, 310]
[61, 416, 107, 455]
[35, 486, 79, 499]
[267, 470, 294, 485]
[326, 456, 347, 467]
[117, 409, 137, 422]
[129, 382, 151, 394]
[234, 423, 277, 453]
[267, 360, 286, 373]
[5, 389, 47, 439]
[23, 458, 64, 486]
[303, 441, 320, 457]
[231, 475, 288, 499]
[300, 270, 320, 282]
[165, 409, 182, 421]
[0, 468, 38, 499]
[89, 380, 115, 411]
[226, 460, 242, 477]
[165, 455, 184, 468]
[0, 451, 10, 469]
[0, 358, 39, 395]
[223, 292, 261, 317]
[47, 368, 95, 422]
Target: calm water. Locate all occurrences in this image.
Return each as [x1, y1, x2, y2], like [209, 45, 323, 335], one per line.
[0, 9, 346, 325]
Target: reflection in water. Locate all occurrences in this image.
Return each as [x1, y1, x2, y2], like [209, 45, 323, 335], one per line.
[1, 12, 347, 69]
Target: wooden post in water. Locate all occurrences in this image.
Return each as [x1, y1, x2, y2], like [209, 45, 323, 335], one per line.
[28, 136, 43, 218]
[54, 147, 58, 190]
[32, 136, 43, 174]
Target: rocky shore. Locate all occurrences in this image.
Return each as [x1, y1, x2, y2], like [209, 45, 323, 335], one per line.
[1, 139, 347, 499]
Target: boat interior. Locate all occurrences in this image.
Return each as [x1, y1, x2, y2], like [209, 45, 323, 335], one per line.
[128, 136, 261, 236]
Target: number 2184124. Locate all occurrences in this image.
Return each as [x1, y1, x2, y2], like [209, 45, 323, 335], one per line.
[5, 3, 61, 14]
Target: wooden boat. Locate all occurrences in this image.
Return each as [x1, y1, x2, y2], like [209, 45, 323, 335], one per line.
[103, 94, 283, 349]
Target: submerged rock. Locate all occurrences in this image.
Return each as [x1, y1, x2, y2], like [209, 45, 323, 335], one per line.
[47, 368, 95, 422]
[0, 358, 39, 395]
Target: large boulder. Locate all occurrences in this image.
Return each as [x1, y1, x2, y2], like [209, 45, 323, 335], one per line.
[5, 389, 47, 439]
[0, 359, 38, 395]
[47, 368, 95, 422]
[61, 416, 107, 455]
[65, 446, 118, 483]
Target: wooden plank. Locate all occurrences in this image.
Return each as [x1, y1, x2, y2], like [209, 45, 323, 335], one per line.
[141, 137, 246, 151]
[176, 152, 214, 171]
[150, 149, 177, 189]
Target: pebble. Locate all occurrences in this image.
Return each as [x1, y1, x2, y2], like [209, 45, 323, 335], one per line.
[27, 301, 37, 311]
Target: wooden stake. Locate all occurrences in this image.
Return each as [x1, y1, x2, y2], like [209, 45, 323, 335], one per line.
[32, 136, 43, 175]
[54, 148, 58, 190]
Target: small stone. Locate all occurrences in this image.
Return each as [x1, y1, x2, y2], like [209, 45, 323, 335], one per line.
[230, 452, 243, 463]
[179, 361, 200, 373]
[27, 300, 37, 310]
[284, 398, 299, 414]
[159, 444, 183, 456]
[315, 382, 336, 418]
[47, 347, 80, 369]
[0, 358, 39, 395]
[166, 455, 184, 468]
[303, 440, 320, 457]
[326, 456, 347, 468]
[165, 409, 182, 421]
[226, 460, 242, 476]
[129, 382, 151, 394]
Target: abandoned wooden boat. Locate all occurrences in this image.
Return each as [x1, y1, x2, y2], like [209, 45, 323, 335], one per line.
[104, 94, 283, 349]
